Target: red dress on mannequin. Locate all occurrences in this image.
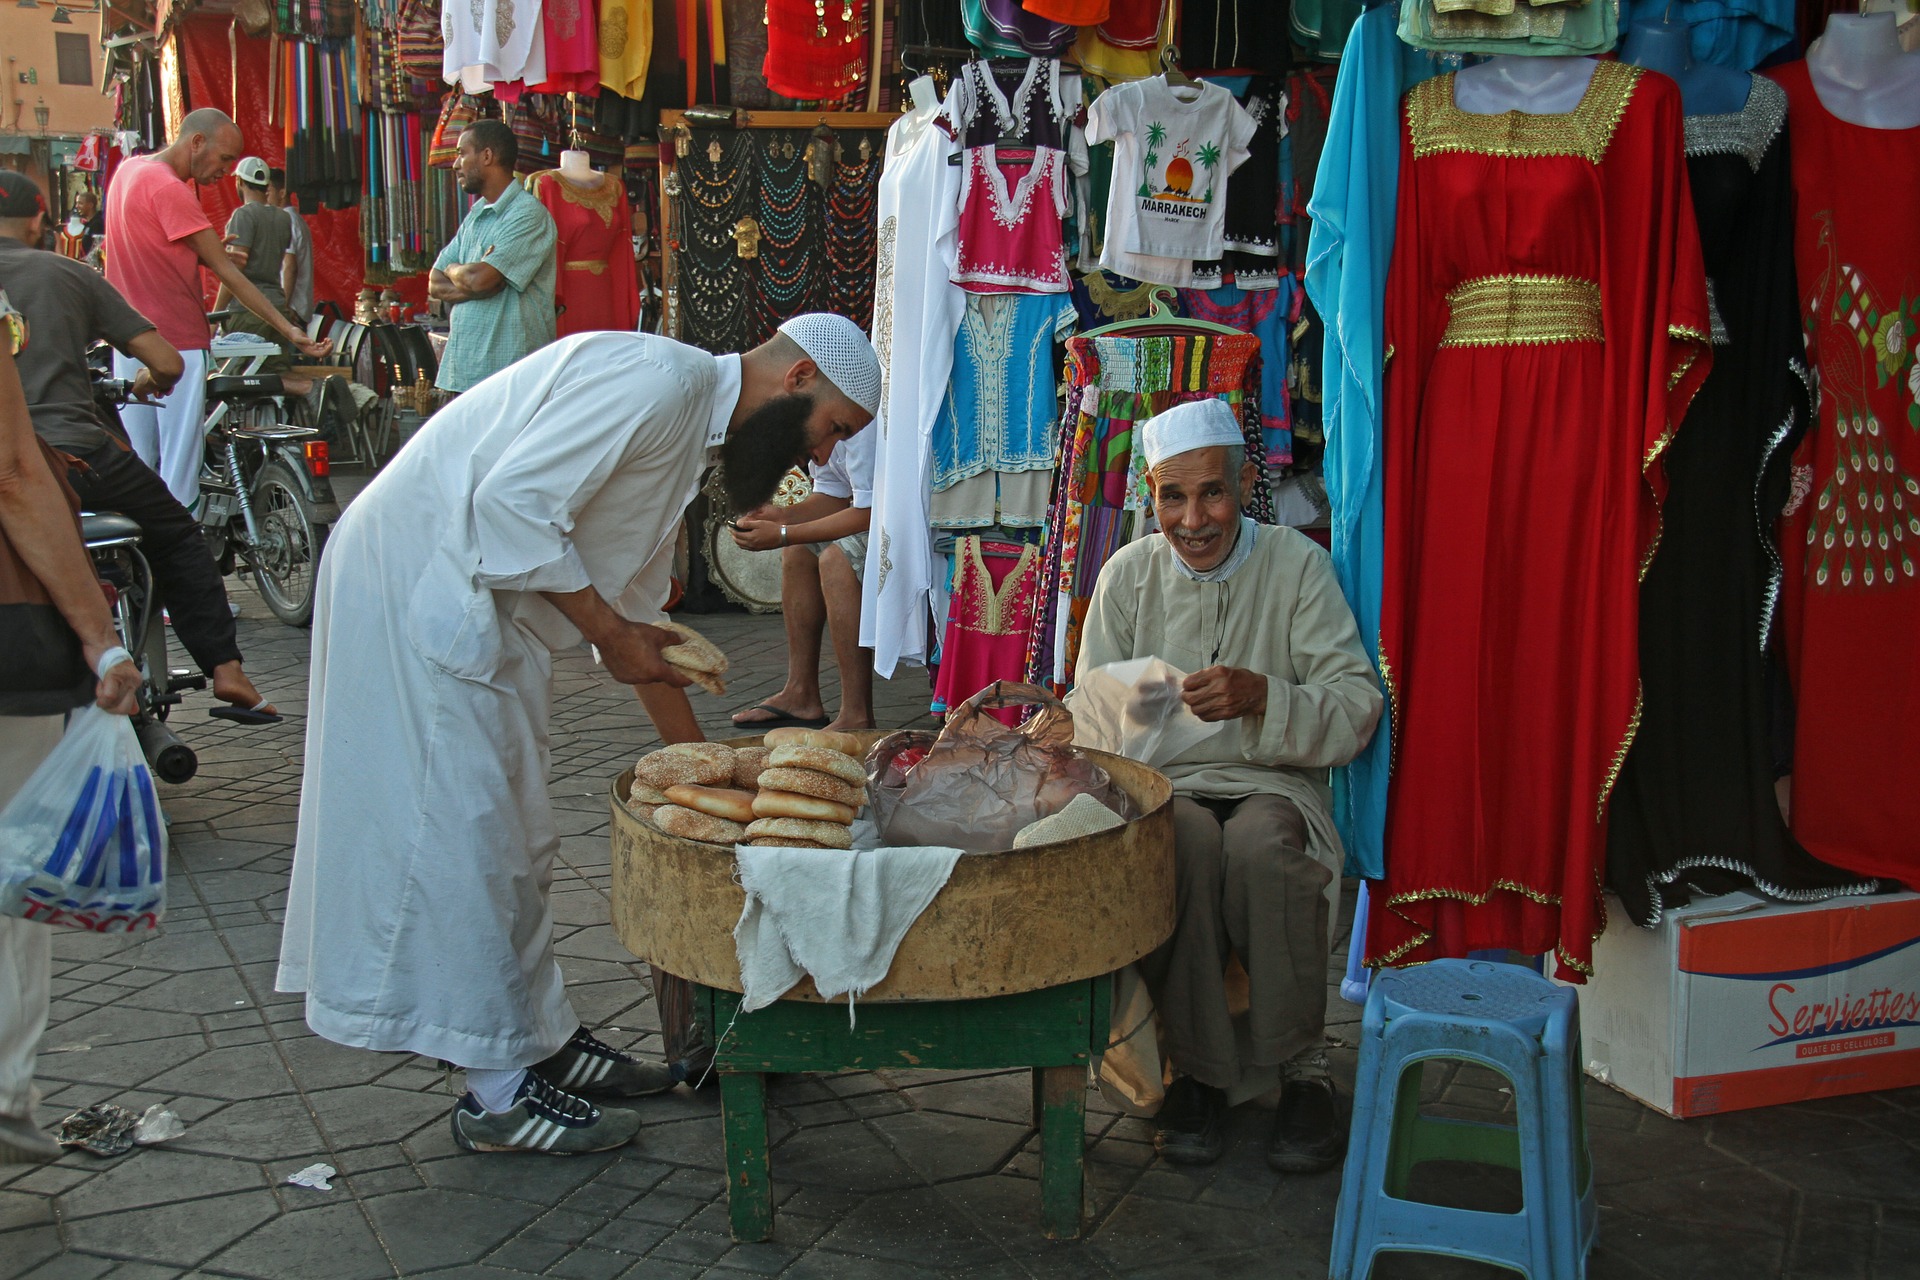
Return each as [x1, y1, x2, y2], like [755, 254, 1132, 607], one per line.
[527, 170, 639, 337]
[1366, 63, 1712, 981]
[1772, 62, 1920, 883]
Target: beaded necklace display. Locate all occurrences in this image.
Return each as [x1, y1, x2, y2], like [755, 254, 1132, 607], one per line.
[826, 135, 881, 324]
[751, 132, 825, 343]
[675, 130, 756, 352]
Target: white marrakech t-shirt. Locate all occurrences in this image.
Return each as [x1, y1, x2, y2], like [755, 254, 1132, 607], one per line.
[1088, 76, 1256, 266]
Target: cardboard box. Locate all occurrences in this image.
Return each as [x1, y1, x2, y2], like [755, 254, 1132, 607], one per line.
[1573, 889, 1920, 1118]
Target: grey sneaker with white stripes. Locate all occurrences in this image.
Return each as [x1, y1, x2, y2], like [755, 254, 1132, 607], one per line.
[450, 1072, 639, 1155]
[531, 1027, 678, 1098]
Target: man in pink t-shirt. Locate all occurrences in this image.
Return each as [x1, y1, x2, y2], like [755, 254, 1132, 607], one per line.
[105, 107, 328, 508]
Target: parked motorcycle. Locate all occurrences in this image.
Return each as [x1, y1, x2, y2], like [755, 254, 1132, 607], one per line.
[195, 372, 340, 627]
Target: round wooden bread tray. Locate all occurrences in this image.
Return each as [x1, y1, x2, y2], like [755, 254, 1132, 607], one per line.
[608, 730, 1174, 1002]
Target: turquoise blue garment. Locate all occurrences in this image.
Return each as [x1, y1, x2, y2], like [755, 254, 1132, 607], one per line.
[1303, 6, 1439, 880]
[1620, 0, 1795, 72]
[931, 293, 1077, 493]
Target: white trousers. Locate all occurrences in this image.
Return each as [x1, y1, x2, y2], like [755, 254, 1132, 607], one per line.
[115, 348, 208, 511]
[0, 716, 65, 1119]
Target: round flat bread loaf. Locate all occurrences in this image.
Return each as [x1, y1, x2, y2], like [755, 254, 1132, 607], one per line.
[653, 805, 748, 845]
[730, 746, 772, 791]
[744, 817, 855, 849]
[767, 744, 866, 787]
[629, 781, 671, 805]
[756, 766, 865, 808]
[622, 798, 661, 821]
[752, 790, 856, 825]
[664, 784, 758, 825]
[657, 621, 727, 673]
[763, 726, 863, 757]
[634, 742, 734, 790]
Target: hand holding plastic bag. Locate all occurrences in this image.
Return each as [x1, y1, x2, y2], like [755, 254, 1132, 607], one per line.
[0, 706, 166, 932]
[1065, 657, 1226, 768]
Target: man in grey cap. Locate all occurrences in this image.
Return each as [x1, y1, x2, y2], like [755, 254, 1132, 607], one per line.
[277, 316, 878, 1155]
[212, 156, 308, 389]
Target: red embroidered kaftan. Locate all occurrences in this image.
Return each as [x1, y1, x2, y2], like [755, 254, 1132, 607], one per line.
[1773, 62, 1920, 883]
[528, 170, 639, 337]
[1367, 62, 1712, 980]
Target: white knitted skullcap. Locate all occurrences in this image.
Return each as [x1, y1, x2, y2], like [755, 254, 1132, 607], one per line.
[777, 313, 882, 416]
[1141, 398, 1243, 469]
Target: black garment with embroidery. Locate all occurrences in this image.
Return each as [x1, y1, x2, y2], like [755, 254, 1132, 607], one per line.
[1606, 75, 1876, 926]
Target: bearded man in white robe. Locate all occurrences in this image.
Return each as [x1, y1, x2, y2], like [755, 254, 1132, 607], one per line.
[277, 315, 880, 1155]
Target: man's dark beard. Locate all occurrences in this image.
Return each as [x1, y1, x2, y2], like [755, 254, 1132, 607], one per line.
[718, 392, 812, 513]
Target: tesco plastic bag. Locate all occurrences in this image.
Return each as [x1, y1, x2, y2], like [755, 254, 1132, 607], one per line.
[869, 682, 1134, 853]
[0, 706, 167, 932]
[1065, 657, 1227, 768]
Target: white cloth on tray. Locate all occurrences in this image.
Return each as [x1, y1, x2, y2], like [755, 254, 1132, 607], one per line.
[732, 843, 964, 1020]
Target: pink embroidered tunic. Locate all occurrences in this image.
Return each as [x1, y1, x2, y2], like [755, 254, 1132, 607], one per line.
[952, 146, 1071, 295]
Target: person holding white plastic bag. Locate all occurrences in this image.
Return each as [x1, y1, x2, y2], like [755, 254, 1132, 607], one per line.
[0, 305, 140, 1164]
[1074, 398, 1380, 1174]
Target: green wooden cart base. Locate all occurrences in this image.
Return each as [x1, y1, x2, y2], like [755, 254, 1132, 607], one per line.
[695, 977, 1113, 1242]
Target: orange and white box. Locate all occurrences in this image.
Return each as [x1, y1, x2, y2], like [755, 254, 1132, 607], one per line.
[1572, 889, 1920, 1118]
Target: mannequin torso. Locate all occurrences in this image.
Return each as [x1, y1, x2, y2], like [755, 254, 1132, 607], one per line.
[1453, 54, 1599, 115]
[556, 149, 607, 190]
[1622, 19, 1752, 116]
[1807, 13, 1920, 129]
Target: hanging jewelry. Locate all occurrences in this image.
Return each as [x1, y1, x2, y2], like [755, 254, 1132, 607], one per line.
[753, 129, 823, 341]
[825, 130, 881, 324]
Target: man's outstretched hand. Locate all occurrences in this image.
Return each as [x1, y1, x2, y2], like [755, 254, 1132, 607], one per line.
[597, 618, 693, 689]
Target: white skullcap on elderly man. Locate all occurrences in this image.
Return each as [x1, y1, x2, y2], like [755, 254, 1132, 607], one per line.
[777, 314, 882, 417]
[1141, 398, 1244, 469]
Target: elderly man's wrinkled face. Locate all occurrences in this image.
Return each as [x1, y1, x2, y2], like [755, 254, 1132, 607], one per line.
[1149, 446, 1258, 573]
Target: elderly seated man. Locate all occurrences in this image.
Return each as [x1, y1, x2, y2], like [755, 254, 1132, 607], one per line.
[1076, 398, 1382, 1172]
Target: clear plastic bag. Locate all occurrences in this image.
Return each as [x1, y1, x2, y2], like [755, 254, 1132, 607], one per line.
[870, 681, 1134, 853]
[0, 706, 166, 932]
[1064, 657, 1227, 768]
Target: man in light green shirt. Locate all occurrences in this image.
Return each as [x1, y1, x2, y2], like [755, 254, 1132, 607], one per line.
[1076, 398, 1381, 1177]
[430, 120, 557, 393]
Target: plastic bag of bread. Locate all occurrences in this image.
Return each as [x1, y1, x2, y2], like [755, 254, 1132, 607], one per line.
[872, 681, 1134, 853]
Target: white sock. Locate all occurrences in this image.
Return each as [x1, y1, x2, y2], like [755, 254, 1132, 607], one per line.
[464, 1067, 527, 1113]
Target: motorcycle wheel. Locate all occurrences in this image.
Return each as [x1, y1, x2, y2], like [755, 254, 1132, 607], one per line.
[249, 461, 327, 627]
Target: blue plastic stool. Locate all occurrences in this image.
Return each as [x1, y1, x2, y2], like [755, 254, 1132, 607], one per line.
[1329, 959, 1596, 1280]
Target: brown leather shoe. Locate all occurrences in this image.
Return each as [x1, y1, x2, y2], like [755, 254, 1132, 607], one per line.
[1267, 1075, 1348, 1174]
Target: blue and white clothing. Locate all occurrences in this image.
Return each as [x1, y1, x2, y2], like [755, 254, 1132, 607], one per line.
[931, 292, 1077, 495]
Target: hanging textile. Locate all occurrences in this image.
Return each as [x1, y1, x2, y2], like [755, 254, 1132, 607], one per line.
[1026, 330, 1272, 694]
[599, 0, 655, 99]
[1607, 75, 1877, 925]
[763, 0, 871, 101]
[933, 538, 1045, 724]
[1302, 3, 1442, 881]
[494, 0, 601, 98]
[963, 0, 1075, 56]
[1619, 0, 1795, 71]
[1179, 280, 1295, 468]
[528, 170, 640, 336]
[861, 103, 964, 679]
[1774, 62, 1920, 886]
[1365, 64, 1712, 981]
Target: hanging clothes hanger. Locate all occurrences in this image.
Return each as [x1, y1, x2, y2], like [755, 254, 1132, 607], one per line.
[1081, 285, 1242, 338]
[1160, 43, 1198, 90]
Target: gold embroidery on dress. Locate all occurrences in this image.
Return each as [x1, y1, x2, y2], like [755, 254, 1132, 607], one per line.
[531, 170, 625, 227]
[599, 4, 628, 57]
[563, 259, 608, 274]
[1408, 62, 1643, 163]
[1440, 274, 1603, 347]
[959, 539, 1038, 637]
[1594, 681, 1643, 823]
[1377, 643, 1402, 774]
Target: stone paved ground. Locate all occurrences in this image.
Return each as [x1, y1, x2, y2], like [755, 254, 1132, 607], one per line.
[5, 553, 1920, 1278]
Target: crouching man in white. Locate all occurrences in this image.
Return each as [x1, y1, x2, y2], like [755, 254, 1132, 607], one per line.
[1074, 398, 1381, 1172]
[275, 315, 879, 1155]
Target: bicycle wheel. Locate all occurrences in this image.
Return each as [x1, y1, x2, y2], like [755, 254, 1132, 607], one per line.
[249, 460, 327, 627]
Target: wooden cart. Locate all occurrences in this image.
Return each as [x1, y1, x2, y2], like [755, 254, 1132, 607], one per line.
[608, 736, 1175, 1241]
